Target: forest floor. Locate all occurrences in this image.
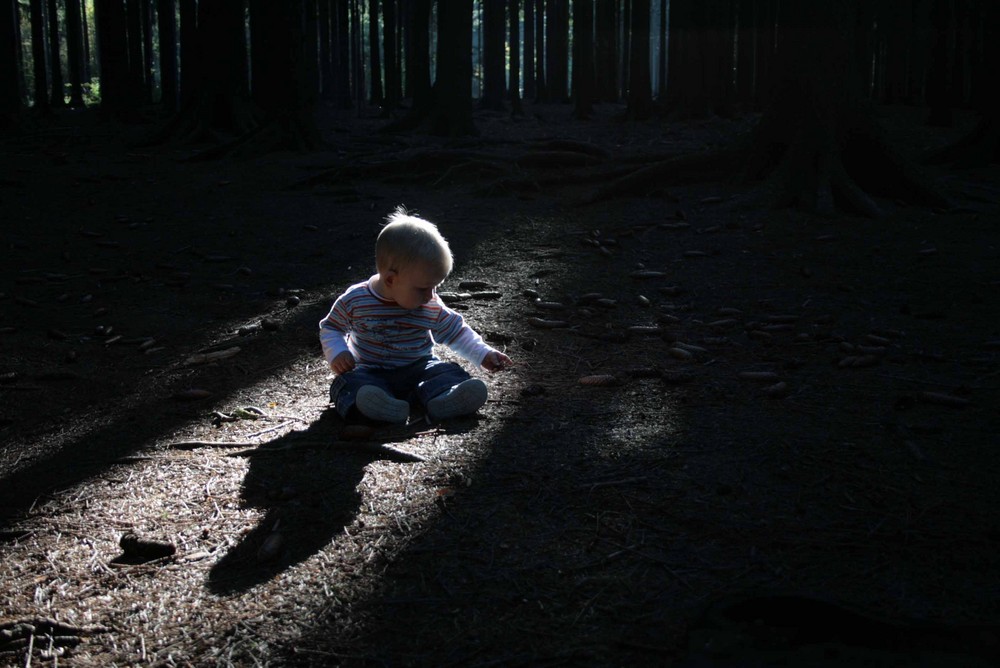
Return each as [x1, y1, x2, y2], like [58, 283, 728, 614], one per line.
[1, 100, 999, 667]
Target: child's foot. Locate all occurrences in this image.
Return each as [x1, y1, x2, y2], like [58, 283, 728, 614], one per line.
[426, 379, 488, 421]
[355, 385, 409, 424]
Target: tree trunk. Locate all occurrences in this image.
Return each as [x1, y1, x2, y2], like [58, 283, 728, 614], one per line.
[626, 0, 652, 119]
[333, 0, 351, 108]
[523, 0, 535, 100]
[545, 0, 568, 101]
[924, 0, 1000, 167]
[925, 0, 952, 126]
[178, 0, 196, 106]
[368, 0, 382, 105]
[350, 0, 364, 108]
[572, 0, 594, 119]
[734, 0, 754, 108]
[744, 0, 948, 216]
[29, 0, 49, 111]
[407, 0, 432, 110]
[594, 0, 617, 101]
[125, 0, 146, 103]
[64, 0, 85, 106]
[157, 0, 178, 111]
[480, 0, 505, 110]
[95, 0, 130, 115]
[656, 0, 666, 100]
[533, 0, 545, 101]
[509, 0, 523, 114]
[237, 0, 320, 153]
[621, 0, 631, 98]
[429, 0, 476, 136]
[0, 0, 21, 122]
[752, 0, 776, 110]
[46, 0, 64, 106]
[383, 0, 400, 109]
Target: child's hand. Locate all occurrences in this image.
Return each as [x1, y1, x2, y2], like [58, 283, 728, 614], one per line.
[481, 350, 513, 372]
[330, 351, 357, 375]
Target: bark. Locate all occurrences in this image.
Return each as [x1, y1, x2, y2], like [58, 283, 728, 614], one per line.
[0, 0, 20, 121]
[178, 0, 196, 106]
[923, 0, 1000, 167]
[368, 0, 382, 105]
[46, 0, 64, 106]
[125, 0, 146, 102]
[480, 0, 505, 110]
[157, 0, 178, 111]
[545, 0, 568, 101]
[405, 0, 432, 113]
[735, 0, 754, 108]
[594, 0, 617, 101]
[30, 0, 49, 111]
[509, 0, 523, 115]
[572, 0, 594, 119]
[383, 0, 400, 108]
[925, 0, 952, 126]
[333, 0, 351, 108]
[429, 0, 476, 136]
[533, 0, 545, 101]
[95, 0, 130, 115]
[744, 0, 949, 216]
[351, 0, 364, 107]
[319, 0, 333, 101]
[523, 0, 534, 100]
[656, 0, 666, 100]
[625, 0, 652, 120]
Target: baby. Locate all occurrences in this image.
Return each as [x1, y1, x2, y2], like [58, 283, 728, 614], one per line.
[319, 207, 513, 424]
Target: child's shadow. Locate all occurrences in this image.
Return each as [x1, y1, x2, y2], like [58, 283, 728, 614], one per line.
[206, 409, 435, 595]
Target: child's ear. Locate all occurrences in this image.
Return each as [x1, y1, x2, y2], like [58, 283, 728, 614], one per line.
[384, 270, 397, 287]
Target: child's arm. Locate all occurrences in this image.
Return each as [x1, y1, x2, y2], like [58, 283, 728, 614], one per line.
[319, 298, 355, 372]
[434, 306, 513, 372]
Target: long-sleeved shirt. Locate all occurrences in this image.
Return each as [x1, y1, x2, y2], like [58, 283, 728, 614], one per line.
[319, 278, 494, 369]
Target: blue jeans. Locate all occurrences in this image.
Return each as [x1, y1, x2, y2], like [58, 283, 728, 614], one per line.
[329, 357, 471, 420]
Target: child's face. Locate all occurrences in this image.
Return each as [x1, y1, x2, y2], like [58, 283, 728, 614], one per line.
[385, 263, 447, 310]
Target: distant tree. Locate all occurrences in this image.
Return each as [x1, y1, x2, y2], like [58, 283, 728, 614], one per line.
[533, 0, 545, 100]
[508, 0, 523, 114]
[95, 0, 131, 115]
[522, 0, 535, 100]
[382, 0, 401, 109]
[125, 0, 146, 102]
[594, 0, 618, 101]
[752, 0, 777, 109]
[350, 0, 364, 107]
[734, 0, 754, 109]
[406, 0, 432, 113]
[664, 0, 735, 118]
[46, 0, 64, 107]
[625, 0, 652, 119]
[925, 0, 952, 126]
[239, 0, 320, 152]
[368, 0, 382, 105]
[157, 0, 178, 111]
[332, 0, 351, 108]
[544, 0, 568, 101]
[0, 0, 20, 122]
[924, 0, 999, 167]
[429, 0, 475, 136]
[655, 0, 666, 100]
[480, 0, 505, 110]
[178, 0, 196, 106]
[29, 0, 49, 111]
[744, 0, 948, 216]
[572, 0, 595, 119]
[64, 0, 86, 107]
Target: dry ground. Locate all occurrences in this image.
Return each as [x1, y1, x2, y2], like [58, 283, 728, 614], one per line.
[1, 102, 999, 667]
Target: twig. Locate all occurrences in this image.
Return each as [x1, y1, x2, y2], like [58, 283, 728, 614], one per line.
[245, 420, 295, 439]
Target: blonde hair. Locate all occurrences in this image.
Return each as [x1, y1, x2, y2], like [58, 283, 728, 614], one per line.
[376, 206, 453, 277]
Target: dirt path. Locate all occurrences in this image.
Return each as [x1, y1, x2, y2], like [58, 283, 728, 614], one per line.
[1, 104, 999, 666]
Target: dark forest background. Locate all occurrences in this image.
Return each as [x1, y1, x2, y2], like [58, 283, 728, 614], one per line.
[3, 0, 998, 217]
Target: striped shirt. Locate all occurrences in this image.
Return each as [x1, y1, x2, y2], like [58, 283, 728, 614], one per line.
[319, 278, 493, 369]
